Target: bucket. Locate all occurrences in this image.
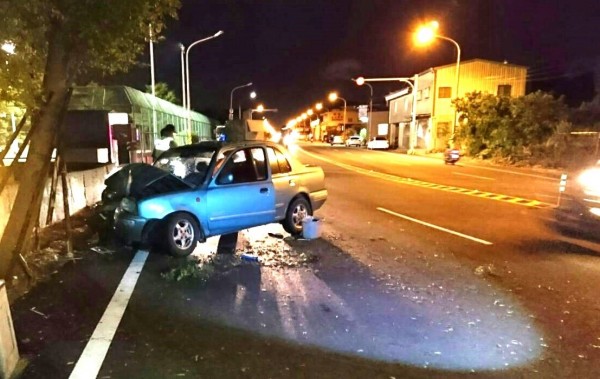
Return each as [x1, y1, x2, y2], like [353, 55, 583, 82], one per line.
[302, 216, 322, 239]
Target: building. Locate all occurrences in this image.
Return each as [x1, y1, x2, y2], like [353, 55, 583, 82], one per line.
[385, 59, 527, 151]
[65, 85, 217, 164]
[313, 107, 361, 141]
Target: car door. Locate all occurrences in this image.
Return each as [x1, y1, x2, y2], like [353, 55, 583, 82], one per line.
[267, 146, 298, 219]
[206, 147, 275, 235]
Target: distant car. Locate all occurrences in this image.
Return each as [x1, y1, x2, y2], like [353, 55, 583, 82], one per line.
[330, 135, 344, 146]
[345, 136, 362, 147]
[102, 141, 328, 256]
[555, 160, 600, 239]
[367, 136, 389, 150]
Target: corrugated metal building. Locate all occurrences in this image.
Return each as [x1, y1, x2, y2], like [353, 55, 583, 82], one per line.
[386, 59, 527, 150]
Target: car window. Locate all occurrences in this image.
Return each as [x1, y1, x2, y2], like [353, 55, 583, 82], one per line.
[267, 147, 281, 175]
[266, 146, 292, 175]
[251, 147, 267, 181]
[216, 148, 262, 185]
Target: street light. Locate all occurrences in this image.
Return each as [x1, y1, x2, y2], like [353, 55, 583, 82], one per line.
[328, 92, 347, 132]
[229, 82, 253, 120]
[415, 21, 461, 140]
[185, 30, 224, 142]
[352, 77, 373, 140]
[355, 76, 418, 151]
[249, 104, 265, 119]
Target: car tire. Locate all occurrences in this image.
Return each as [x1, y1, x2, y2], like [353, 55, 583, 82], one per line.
[163, 213, 199, 257]
[282, 197, 312, 236]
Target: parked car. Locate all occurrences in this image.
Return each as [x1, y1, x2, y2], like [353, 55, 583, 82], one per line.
[102, 141, 328, 256]
[345, 135, 362, 147]
[330, 135, 344, 146]
[366, 136, 389, 150]
[555, 161, 600, 239]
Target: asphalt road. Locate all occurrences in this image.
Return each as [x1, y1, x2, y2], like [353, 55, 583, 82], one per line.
[10, 143, 600, 379]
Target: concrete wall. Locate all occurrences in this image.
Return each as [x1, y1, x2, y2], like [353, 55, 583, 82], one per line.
[0, 165, 113, 241]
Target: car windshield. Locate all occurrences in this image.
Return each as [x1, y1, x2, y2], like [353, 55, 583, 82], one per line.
[154, 147, 217, 186]
[375, 136, 387, 141]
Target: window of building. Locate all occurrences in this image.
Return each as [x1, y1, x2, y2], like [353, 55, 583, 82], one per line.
[497, 84, 512, 97]
[438, 87, 452, 99]
[417, 90, 422, 100]
[423, 87, 430, 99]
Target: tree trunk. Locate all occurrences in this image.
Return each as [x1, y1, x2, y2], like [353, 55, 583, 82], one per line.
[0, 24, 71, 279]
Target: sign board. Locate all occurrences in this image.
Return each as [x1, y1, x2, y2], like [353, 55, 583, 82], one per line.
[358, 105, 368, 122]
[108, 112, 129, 126]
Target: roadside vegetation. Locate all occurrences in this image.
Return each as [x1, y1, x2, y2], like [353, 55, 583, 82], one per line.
[453, 91, 600, 169]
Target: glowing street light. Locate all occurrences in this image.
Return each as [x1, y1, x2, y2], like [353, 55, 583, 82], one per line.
[328, 92, 347, 131]
[415, 20, 461, 140]
[315, 102, 323, 111]
[354, 76, 418, 151]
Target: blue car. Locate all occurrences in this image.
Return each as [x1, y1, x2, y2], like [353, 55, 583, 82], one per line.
[103, 141, 327, 256]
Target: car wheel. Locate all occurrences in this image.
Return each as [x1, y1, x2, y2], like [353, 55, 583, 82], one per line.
[164, 213, 199, 257]
[282, 197, 312, 236]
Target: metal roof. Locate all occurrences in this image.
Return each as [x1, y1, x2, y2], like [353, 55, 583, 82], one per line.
[68, 85, 215, 124]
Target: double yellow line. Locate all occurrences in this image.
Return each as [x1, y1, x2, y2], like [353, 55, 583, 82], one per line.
[301, 149, 552, 209]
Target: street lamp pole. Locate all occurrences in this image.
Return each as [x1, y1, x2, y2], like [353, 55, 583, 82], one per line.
[352, 78, 373, 140]
[179, 43, 186, 110]
[436, 35, 461, 140]
[229, 82, 253, 120]
[185, 30, 224, 143]
[356, 77, 417, 151]
[328, 93, 347, 132]
[415, 22, 461, 142]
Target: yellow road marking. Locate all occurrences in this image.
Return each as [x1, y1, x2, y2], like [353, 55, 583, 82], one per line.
[301, 149, 553, 209]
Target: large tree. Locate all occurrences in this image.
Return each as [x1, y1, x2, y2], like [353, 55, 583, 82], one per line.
[0, 0, 180, 278]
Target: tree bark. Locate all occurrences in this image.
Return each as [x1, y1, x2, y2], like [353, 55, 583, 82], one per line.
[0, 23, 71, 279]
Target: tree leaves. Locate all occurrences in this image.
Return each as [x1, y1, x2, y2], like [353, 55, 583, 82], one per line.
[453, 91, 568, 161]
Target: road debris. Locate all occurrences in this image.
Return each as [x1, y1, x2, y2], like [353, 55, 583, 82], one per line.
[30, 307, 49, 318]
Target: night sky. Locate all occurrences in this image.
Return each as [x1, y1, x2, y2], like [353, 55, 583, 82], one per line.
[108, 0, 600, 126]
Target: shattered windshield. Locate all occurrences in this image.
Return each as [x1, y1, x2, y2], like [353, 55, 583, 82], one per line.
[154, 148, 217, 186]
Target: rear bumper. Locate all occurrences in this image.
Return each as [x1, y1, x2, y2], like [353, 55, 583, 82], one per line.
[310, 189, 328, 211]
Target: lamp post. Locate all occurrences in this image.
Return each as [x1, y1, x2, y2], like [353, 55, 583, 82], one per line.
[355, 76, 418, 151]
[229, 82, 253, 120]
[352, 77, 373, 140]
[415, 21, 461, 141]
[185, 30, 224, 143]
[179, 43, 186, 110]
[328, 92, 347, 132]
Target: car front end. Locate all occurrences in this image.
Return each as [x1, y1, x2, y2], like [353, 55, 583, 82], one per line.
[556, 163, 600, 237]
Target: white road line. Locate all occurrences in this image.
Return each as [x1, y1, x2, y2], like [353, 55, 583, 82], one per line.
[452, 172, 495, 181]
[69, 250, 149, 379]
[377, 207, 493, 245]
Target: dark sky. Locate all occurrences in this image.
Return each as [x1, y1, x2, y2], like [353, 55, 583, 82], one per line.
[111, 0, 600, 126]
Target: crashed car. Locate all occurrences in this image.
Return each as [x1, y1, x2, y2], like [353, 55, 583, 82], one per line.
[555, 160, 600, 237]
[101, 141, 327, 256]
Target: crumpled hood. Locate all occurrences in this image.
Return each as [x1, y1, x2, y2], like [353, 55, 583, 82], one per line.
[104, 163, 191, 200]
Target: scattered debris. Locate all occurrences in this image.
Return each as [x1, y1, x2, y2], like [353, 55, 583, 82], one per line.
[267, 233, 284, 239]
[90, 246, 114, 255]
[30, 307, 49, 319]
[474, 264, 498, 277]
